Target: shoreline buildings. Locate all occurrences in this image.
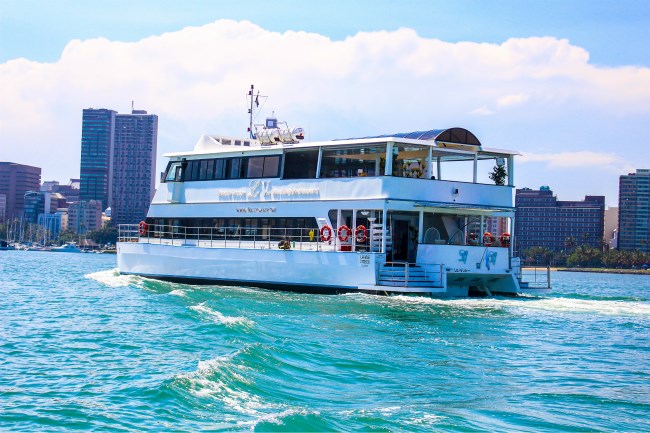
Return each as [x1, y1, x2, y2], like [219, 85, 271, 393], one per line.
[0, 162, 41, 222]
[514, 187, 605, 255]
[79, 108, 158, 226]
[618, 169, 650, 252]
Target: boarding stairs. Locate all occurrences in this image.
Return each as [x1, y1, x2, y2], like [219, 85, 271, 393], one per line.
[369, 223, 391, 253]
[375, 262, 446, 294]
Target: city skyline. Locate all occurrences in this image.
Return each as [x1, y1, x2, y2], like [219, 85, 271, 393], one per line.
[1, 1, 649, 207]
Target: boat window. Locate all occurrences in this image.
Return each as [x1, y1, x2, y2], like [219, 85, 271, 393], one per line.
[206, 159, 215, 180]
[172, 156, 282, 182]
[164, 162, 183, 182]
[320, 144, 386, 178]
[247, 157, 265, 178]
[187, 160, 200, 181]
[283, 149, 318, 179]
[199, 160, 208, 181]
[229, 158, 245, 179]
[391, 143, 428, 178]
[148, 217, 319, 240]
[262, 155, 281, 177]
[214, 159, 226, 179]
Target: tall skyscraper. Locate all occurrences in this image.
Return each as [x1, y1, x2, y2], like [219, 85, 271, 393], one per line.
[79, 108, 116, 210]
[618, 169, 650, 252]
[112, 110, 158, 226]
[79, 108, 158, 226]
[0, 162, 42, 221]
[514, 187, 605, 255]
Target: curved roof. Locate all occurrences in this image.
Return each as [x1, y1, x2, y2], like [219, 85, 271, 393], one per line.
[340, 127, 481, 146]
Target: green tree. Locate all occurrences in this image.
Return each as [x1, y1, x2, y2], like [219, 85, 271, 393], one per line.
[488, 165, 507, 185]
[523, 246, 553, 265]
[87, 226, 118, 245]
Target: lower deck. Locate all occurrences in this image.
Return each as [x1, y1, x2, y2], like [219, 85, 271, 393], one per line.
[117, 226, 550, 296]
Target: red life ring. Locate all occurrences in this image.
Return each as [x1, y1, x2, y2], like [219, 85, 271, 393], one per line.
[337, 225, 351, 242]
[355, 225, 368, 243]
[499, 232, 511, 247]
[138, 221, 148, 236]
[483, 231, 495, 246]
[320, 225, 332, 242]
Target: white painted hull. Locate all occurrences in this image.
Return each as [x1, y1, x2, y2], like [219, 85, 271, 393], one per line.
[117, 241, 526, 295]
[118, 241, 382, 292]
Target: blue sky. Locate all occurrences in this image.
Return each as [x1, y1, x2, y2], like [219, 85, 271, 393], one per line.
[1, 0, 649, 206]
[2, 0, 648, 66]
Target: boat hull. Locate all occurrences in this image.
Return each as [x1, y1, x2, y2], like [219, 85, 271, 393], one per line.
[117, 241, 382, 292]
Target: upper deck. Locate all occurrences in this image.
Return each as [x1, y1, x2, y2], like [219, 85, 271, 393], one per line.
[155, 127, 518, 214]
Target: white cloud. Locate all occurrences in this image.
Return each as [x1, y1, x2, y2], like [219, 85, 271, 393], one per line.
[520, 151, 635, 172]
[0, 19, 648, 206]
[497, 93, 529, 107]
[470, 106, 495, 116]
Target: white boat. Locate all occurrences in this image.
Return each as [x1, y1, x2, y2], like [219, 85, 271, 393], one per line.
[51, 242, 83, 253]
[117, 92, 550, 296]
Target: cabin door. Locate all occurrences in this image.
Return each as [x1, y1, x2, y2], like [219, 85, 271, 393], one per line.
[392, 220, 410, 262]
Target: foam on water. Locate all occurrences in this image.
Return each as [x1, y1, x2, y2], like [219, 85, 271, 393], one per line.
[383, 294, 650, 317]
[85, 268, 142, 288]
[171, 348, 300, 424]
[169, 289, 187, 298]
[189, 302, 254, 328]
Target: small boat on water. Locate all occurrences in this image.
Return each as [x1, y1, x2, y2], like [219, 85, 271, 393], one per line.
[51, 242, 83, 253]
[0, 240, 16, 251]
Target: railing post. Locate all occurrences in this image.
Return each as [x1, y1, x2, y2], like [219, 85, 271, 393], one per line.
[405, 264, 409, 287]
[547, 265, 551, 289]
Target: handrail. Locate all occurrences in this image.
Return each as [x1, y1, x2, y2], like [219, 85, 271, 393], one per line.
[118, 223, 376, 253]
[519, 265, 551, 289]
[378, 262, 444, 287]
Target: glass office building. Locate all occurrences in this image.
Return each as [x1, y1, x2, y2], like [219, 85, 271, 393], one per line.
[79, 109, 116, 210]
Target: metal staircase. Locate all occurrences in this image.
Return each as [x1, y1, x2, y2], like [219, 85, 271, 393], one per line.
[377, 263, 444, 288]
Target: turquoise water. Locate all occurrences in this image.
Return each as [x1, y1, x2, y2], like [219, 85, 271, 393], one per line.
[1, 251, 649, 432]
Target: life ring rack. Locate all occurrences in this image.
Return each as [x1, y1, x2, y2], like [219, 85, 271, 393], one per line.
[499, 232, 511, 247]
[355, 225, 368, 243]
[320, 225, 332, 242]
[138, 221, 148, 236]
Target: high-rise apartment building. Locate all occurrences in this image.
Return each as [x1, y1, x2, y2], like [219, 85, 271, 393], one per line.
[618, 169, 650, 252]
[0, 162, 41, 221]
[514, 187, 605, 255]
[79, 108, 116, 210]
[68, 200, 103, 234]
[79, 108, 158, 226]
[112, 110, 158, 226]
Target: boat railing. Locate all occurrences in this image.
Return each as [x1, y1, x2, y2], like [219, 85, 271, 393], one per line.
[118, 223, 377, 253]
[378, 262, 445, 287]
[519, 266, 551, 289]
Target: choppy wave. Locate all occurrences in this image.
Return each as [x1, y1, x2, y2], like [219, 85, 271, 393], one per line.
[168, 347, 317, 429]
[189, 303, 254, 328]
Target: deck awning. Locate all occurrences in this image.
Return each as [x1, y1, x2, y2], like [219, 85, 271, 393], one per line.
[414, 202, 514, 216]
[338, 127, 481, 147]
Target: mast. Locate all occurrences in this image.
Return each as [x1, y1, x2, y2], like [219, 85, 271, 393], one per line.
[247, 85, 255, 139]
[247, 84, 265, 139]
